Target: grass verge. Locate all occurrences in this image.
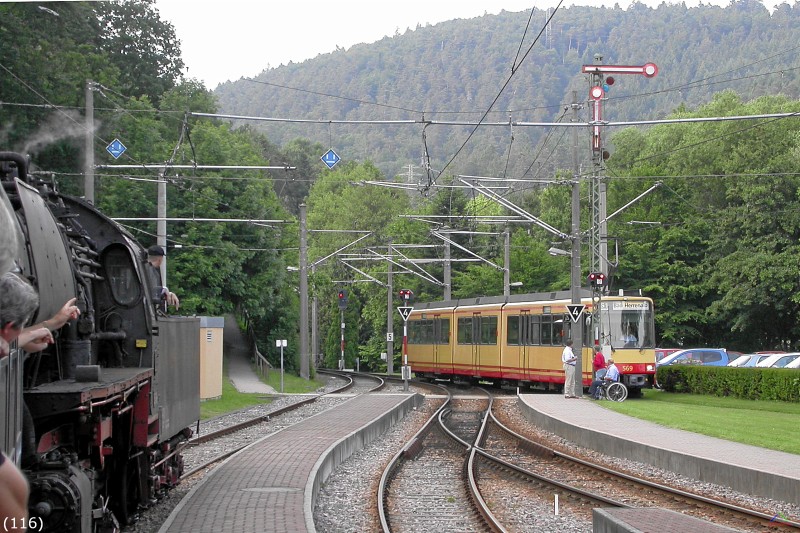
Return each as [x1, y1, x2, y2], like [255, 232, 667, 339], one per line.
[599, 389, 800, 455]
[200, 361, 325, 420]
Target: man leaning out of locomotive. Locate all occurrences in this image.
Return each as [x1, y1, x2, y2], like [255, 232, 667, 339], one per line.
[146, 245, 180, 310]
[0, 271, 36, 528]
[0, 272, 80, 353]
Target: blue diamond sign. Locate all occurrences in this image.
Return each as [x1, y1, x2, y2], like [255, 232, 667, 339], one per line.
[106, 138, 127, 159]
[321, 149, 340, 169]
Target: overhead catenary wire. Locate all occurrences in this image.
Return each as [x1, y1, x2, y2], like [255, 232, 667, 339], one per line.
[5, 15, 800, 242]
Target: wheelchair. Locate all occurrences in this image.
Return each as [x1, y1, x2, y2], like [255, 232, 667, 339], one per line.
[595, 380, 628, 402]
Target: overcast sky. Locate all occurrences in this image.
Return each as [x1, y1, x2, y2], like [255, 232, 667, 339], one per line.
[154, 0, 771, 89]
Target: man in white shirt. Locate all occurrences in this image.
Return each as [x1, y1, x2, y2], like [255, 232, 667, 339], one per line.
[561, 339, 578, 398]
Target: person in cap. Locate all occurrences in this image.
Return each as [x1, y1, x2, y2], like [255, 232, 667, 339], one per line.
[0, 271, 32, 526]
[146, 245, 179, 310]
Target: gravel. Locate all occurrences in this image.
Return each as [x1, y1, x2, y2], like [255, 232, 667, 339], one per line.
[126, 387, 800, 532]
[314, 394, 800, 532]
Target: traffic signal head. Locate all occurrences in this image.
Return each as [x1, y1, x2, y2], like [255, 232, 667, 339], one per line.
[588, 272, 606, 288]
[337, 289, 348, 309]
[398, 289, 413, 303]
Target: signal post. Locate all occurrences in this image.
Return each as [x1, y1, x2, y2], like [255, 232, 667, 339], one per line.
[337, 289, 348, 370]
[397, 289, 413, 391]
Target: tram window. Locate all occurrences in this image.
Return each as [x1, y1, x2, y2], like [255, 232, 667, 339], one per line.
[410, 319, 442, 344]
[481, 316, 498, 345]
[419, 319, 439, 344]
[425, 320, 435, 343]
[507, 316, 520, 345]
[553, 318, 565, 345]
[541, 315, 553, 345]
[457, 317, 473, 344]
[103, 246, 140, 306]
[408, 321, 418, 344]
[529, 315, 541, 345]
[437, 318, 450, 345]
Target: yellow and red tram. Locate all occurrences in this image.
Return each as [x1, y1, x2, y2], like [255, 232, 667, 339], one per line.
[407, 290, 656, 392]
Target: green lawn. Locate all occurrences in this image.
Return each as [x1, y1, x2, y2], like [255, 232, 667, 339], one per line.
[200, 361, 325, 419]
[599, 389, 800, 454]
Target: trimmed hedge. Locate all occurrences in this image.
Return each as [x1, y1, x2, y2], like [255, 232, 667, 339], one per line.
[656, 366, 800, 402]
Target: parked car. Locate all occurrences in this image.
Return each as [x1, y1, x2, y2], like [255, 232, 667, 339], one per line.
[657, 348, 741, 367]
[755, 353, 800, 368]
[728, 354, 773, 367]
[785, 357, 800, 369]
[655, 348, 680, 362]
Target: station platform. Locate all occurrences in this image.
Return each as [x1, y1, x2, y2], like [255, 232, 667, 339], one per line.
[159, 392, 422, 533]
[518, 393, 800, 506]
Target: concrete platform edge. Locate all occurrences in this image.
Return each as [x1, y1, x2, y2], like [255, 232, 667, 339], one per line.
[304, 393, 424, 532]
[593, 508, 643, 533]
[593, 508, 741, 533]
[518, 396, 799, 504]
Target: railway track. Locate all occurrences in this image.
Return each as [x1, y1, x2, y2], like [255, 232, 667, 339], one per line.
[379, 386, 504, 533]
[378, 387, 800, 532]
[475, 399, 800, 532]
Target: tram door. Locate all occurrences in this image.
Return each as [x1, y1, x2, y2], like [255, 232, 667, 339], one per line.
[471, 312, 481, 377]
[432, 315, 442, 372]
[519, 311, 531, 380]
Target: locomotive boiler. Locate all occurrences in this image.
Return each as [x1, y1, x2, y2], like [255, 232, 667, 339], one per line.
[0, 151, 200, 532]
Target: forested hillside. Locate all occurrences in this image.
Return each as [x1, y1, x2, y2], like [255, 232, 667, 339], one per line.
[214, 0, 800, 181]
[4, 1, 800, 371]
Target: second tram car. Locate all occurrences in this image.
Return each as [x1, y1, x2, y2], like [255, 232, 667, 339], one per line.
[406, 290, 656, 393]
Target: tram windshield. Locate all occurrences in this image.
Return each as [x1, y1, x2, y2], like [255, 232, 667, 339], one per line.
[599, 300, 654, 350]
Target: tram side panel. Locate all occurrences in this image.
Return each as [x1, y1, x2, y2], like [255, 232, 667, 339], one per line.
[407, 307, 455, 379]
[451, 305, 502, 381]
[501, 303, 571, 389]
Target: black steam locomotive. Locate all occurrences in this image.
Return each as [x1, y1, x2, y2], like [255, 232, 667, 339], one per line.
[0, 152, 200, 532]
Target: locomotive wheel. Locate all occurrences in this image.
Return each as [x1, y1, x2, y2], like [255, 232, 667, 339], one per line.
[116, 459, 140, 525]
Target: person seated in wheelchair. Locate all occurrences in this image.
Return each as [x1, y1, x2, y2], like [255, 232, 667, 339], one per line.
[588, 358, 620, 399]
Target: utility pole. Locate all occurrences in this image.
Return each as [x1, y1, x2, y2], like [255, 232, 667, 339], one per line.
[443, 239, 451, 300]
[299, 203, 309, 379]
[84, 80, 94, 204]
[570, 90, 584, 398]
[157, 168, 167, 284]
[311, 264, 319, 370]
[503, 225, 511, 297]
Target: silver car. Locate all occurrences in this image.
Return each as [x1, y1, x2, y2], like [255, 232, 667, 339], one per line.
[728, 354, 772, 367]
[755, 353, 800, 368]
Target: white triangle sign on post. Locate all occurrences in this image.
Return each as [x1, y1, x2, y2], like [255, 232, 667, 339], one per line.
[566, 304, 586, 323]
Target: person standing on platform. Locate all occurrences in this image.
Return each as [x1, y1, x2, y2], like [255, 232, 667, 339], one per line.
[593, 349, 607, 379]
[562, 339, 578, 398]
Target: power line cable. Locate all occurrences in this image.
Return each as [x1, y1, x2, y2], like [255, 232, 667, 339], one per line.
[428, 0, 564, 189]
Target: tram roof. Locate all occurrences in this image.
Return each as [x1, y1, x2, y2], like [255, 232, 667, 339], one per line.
[413, 289, 649, 312]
